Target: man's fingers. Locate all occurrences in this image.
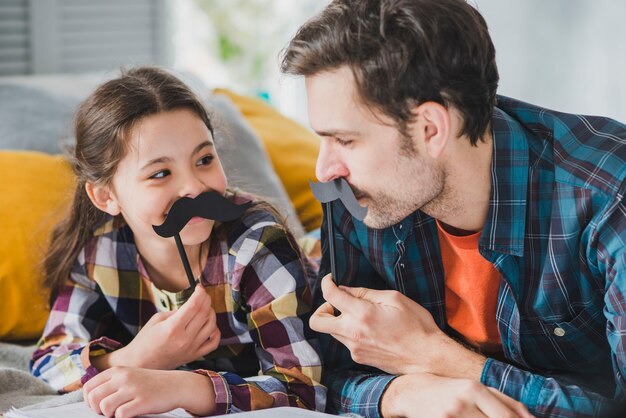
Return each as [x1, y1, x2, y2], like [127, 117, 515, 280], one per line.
[476, 385, 527, 418]
[309, 301, 340, 334]
[338, 284, 371, 300]
[320, 274, 363, 315]
[488, 388, 534, 418]
[340, 285, 412, 310]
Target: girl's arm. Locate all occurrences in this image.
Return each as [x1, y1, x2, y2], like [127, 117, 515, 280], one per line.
[194, 219, 327, 413]
[30, 275, 121, 393]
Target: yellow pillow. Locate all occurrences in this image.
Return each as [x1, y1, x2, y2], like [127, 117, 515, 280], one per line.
[0, 151, 75, 341]
[214, 89, 322, 232]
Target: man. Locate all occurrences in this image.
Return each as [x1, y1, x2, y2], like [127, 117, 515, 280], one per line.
[281, 0, 626, 417]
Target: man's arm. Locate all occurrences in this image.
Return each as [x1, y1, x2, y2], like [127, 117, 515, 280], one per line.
[316, 202, 397, 416]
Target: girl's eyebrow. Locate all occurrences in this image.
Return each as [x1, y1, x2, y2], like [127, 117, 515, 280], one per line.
[140, 141, 214, 170]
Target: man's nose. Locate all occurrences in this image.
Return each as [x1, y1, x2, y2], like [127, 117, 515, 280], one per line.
[315, 141, 348, 182]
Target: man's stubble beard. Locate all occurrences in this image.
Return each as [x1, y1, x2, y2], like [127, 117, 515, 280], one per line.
[361, 158, 449, 230]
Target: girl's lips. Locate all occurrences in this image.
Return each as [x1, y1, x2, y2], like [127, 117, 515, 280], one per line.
[186, 216, 204, 225]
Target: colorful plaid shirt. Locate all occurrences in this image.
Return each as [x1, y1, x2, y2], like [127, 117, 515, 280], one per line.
[317, 96, 626, 418]
[31, 196, 326, 414]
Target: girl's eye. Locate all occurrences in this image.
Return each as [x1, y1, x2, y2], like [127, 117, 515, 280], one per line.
[197, 155, 214, 166]
[149, 170, 170, 180]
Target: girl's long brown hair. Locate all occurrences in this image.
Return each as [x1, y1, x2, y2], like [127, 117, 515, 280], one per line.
[44, 67, 217, 305]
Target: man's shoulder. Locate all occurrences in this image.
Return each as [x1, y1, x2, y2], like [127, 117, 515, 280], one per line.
[496, 95, 626, 194]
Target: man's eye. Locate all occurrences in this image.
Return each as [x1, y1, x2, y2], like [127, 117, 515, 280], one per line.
[335, 137, 353, 146]
[149, 170, 170, 179]
[197, 155, 214, 166]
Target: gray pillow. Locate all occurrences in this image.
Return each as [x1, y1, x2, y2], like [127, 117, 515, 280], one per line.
[209, 95, 304, 237]
[0, 74, 303, 237]
[0, 84, 80, 153]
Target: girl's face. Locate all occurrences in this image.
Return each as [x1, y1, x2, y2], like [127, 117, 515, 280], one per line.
[108, 108, 227, 247]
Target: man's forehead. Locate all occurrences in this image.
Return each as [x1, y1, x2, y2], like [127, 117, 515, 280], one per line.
[305, 69, 397, 135]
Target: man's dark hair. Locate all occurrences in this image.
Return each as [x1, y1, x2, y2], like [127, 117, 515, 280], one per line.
[281, 0, 499, 145]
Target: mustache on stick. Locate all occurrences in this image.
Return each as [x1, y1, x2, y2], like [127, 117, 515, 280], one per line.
[309, 178, 367, 221]
[152, 191, 251, 290]
[153, 191, 251, 238]
[309, 178, 367, 317]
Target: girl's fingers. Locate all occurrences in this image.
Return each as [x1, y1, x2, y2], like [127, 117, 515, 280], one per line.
[111, 399, 144, 418]
[199, 328, 221, 355]
[84, 380, 117, 414]
[98, 388, 135, 418]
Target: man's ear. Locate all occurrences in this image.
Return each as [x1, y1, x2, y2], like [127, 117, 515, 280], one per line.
[85, 182, 121, 216]
[412, 102, 451, 159]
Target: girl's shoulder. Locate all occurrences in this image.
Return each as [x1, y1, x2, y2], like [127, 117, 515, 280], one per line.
[80, 215, 136, 270]
[228, 190, 281, 228]
[224, 190, 292, 252]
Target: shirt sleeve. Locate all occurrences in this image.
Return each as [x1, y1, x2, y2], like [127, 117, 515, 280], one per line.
[316, 201, 397, 417]
[483, 187, 626, 418]
[30, 259, 122, 393]
[194, 219, 327, 413]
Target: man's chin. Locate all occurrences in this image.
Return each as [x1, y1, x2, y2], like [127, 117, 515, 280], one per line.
[362, 213, 400, 230]
[362, 205, 419, 229]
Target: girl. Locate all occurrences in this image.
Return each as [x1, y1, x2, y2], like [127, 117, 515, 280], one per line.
[31, 67, 326, 417]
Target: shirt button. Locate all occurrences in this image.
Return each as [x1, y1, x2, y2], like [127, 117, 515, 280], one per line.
[553, 327, 566, 337]
[400, 263, 405, 268]
[399, 224, 403, 230]
[160, 298, 168, 308]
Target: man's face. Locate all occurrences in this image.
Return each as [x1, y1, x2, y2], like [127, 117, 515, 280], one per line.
[306, 66, 445, 229]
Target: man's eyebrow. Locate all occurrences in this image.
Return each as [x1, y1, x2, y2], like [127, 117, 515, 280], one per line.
[314, 129, 361, 137]
[140, 140, 214, 170]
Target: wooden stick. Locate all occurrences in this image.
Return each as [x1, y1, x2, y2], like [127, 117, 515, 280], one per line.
[174, 233, 196, 288]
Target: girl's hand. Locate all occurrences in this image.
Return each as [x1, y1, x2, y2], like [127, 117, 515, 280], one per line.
[102, 285, 221, 370]
[83, 367, 216, 418]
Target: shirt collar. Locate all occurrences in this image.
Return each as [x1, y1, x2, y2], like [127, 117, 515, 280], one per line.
[93, 215, 125, 237]
[480, 105, 530, 256]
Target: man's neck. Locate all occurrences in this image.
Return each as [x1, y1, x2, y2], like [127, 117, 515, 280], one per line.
[423, 131, 493, 233]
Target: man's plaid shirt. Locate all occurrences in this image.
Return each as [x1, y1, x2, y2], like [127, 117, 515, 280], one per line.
[317, 96, 626, 417]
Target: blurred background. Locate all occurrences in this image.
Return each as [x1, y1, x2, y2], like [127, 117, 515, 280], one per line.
[0, 0, 624, 124]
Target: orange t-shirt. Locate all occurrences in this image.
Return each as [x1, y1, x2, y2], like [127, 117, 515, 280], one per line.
[436, 221, 502, 354]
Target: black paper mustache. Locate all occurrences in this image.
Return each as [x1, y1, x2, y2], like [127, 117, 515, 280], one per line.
[153, 191, 252, 238]
[309, 178, 367, 221]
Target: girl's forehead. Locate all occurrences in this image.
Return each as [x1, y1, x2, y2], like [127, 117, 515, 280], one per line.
[125, 110, 213, 160]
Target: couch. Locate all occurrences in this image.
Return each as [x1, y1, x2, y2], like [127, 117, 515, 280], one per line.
[0, 69, 322, 413]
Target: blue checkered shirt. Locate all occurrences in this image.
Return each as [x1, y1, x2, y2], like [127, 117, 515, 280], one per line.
[317, 96, 626, 417]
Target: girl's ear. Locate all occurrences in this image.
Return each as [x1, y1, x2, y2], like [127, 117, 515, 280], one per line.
[85, 182, 121, 216]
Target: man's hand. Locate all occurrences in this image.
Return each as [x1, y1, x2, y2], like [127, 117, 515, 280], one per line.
[382, 374, 534, 418]
[309, 274, 485, 379]
[93, 285, 221, 371]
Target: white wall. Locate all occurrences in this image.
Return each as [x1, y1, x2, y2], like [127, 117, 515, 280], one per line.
[475, 0, 626, 122]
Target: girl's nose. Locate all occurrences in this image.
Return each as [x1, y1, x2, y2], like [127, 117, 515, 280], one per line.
[315, 140, 349, 182]
[179, 172, 206, 199]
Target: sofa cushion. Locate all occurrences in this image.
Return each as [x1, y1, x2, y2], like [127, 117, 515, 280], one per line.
[214, 89, 322, 232]
[0, 152, 75, 341]
[209, 95, 303, 237]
